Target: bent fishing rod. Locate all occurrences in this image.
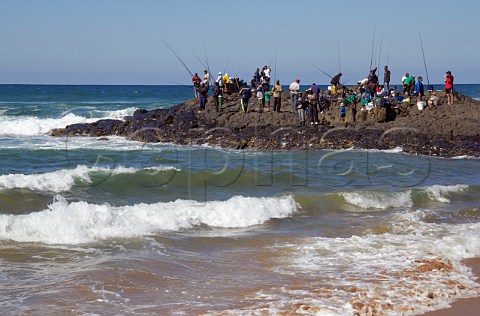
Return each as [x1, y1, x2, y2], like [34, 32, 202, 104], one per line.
[162, 39, 194, 78]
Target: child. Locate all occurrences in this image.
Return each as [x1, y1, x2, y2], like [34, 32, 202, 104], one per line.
[264, 89, 272, 112]
[340, 103, 346, 122]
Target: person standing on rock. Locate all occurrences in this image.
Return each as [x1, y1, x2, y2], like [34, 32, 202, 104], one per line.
[255, 84, 265, 113]
[192, 73, 202, 98]
[212, 81, 222, 112]
[366, 69, 379, 97]
[296, 92, 306, 126]
[289, 79, 300, 111]
[384, 66, 391, 91]
[203, 70, 210, 88]
[271, 80, 283, 112]
[445, 70, 454, 105]
[216, 72, 224, 94]
[415, 76, 425, 101]
[198, 83, 208, 112]
[239, 83, 252, 113]
[330, 73, 342, 95]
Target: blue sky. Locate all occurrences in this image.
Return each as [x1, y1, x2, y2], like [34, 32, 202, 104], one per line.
[1, 0, 479, 85]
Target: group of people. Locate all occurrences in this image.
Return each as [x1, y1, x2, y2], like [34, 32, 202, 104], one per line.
[191, 66, 456, 125]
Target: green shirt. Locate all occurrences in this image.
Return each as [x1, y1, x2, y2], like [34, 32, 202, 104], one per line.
[404, 76, 414, 85]
[265, 91, 272, 102]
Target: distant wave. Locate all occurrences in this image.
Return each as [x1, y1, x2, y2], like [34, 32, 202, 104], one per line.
[0, 195, 297, 244]
[0, 165, 179, 192]
[0, 107, 136, 136]
[332, 184, 470, 211]
[341, 190, 413, 210]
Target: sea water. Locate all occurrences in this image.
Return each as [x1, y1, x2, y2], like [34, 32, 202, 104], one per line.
[0, 84, 480, 315]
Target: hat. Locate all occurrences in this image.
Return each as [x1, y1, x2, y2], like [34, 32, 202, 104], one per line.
[296, 79, 300, 83]
[218, 72, 222, 75]
[446, 70, 451, 74]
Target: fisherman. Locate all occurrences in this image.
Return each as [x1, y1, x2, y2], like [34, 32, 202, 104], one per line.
[198, 83, 208, 112]
[192, 73, 202, 98]
[330, 73, 342, 95]
[366, 68, 379, 97]
[255, 83, 265, 113]
[222, 73, 230, 93]
[216, 72, 224, 93]
[384, 66, 391, 91]
[271, 80, 283, 112]
[264, 65, 271, 83]
[415, 76, 425, 101]
[254, 68, 261, 83]
[296, 92, 306, 126]
[212, 81, 222, 112]
[402, 73, 414, 94]
[289, 79, 301, 111]
[239, 83, 252, 113]
[203, 70, 210, 87]
[309, 83, 320, 124]
[445, 70, 454, 105]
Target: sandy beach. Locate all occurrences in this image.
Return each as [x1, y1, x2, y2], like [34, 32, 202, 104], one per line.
[423, 258, 480, 315]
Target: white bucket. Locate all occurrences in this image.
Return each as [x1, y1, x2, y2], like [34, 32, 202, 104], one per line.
[417, 101, 424, 111]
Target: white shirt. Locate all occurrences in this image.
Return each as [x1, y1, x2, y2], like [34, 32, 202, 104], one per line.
[264, 68, 271, 78]
[289, 82, 300, 94]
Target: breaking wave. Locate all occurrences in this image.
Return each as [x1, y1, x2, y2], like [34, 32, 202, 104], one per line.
[0, 195, 297, 244]
[0, 165, 178, 192]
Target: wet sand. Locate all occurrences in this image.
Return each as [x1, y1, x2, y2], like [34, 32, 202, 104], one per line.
[423, 258, 480, 315]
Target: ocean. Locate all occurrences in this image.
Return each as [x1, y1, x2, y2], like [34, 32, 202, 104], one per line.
[0, 84, 479, 315]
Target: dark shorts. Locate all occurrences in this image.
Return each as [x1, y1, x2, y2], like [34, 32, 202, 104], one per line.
[340, 113, 346, 118]
[445, 88, 453, 93]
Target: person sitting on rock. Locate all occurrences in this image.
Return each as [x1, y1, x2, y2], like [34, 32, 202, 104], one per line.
[428, 92, 440, 106]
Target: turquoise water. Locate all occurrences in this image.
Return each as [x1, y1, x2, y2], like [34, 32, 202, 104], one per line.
[0, 84, 479, 314]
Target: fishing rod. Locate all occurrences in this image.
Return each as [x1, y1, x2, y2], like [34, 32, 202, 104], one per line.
[162, 39, 194, 78]
[274, 43, 278, 83]
[418, 29, 431, 87]
[202, 42, 214, 87]
[386, 41, 391, 66]
[313, 65, 333, 79]
[223, 56, 230, 75]
[193, 51, 208, 70]
[337, 41, 341, 74]
[342, 74, 362, 86]
[377, 35, 383, 73]
[369, 24, 376, 71]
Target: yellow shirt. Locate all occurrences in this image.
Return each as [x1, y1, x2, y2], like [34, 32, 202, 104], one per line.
[222, 75, 230, 84]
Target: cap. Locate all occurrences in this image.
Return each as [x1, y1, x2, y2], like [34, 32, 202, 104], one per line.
[446, 70, 451, 74]
[218, 72, 222, 75]
[296, 79, 300, 83]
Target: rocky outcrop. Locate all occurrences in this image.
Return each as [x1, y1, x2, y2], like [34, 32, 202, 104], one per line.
[51, 90, 480, 157]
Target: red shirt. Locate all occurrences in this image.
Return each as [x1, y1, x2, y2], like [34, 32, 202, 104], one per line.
[445, 74, 454, 89]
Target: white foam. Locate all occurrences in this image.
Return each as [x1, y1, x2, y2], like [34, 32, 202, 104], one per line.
[0, 165, 178, 192]
[252, 210, 480, 315]
[341, 190, 413, 210]
[424, 184, 468, 203]
[0, 195, 297, 244]
[0, 113, 99, 136]
[96, 107, 137, 119]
